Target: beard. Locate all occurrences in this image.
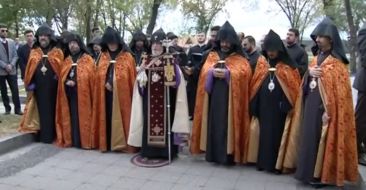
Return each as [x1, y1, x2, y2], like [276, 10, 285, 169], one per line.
[70, 48, 80, 55]
[152, 49, 163, 56]
[221, 47, 230, 53]
[39, 40, 50, 48]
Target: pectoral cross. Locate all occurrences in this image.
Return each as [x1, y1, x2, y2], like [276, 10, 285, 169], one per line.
[161, 37, 176, 86]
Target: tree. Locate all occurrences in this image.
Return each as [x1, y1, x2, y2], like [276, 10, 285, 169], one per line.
[323, 0, 336, 17]
[53, 0, 75, 33]
[146, 0, 163, 35]
[344, 0, 357, 73]
[274, 0, 321, 42]
[180, 0, 226, 34]
[324, 0, 366, 72]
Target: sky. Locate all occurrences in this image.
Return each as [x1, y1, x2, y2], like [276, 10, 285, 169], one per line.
[154, 0, 320, 42]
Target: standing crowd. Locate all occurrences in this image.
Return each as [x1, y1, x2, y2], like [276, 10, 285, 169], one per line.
[0, 16, 363, 188]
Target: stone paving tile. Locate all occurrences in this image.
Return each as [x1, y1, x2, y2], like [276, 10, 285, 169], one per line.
[170, 184, 204, 190]
[99, 164, 133, 178]
[125, 166, 161, 180]
[234, 179, 266, 190]
[149, 170, 183, 183]
[107, 176, 148, 190]
[85, 173, 121, 187]
[74, 182, 109, 190]
[175, 174, 209, 188]
[204, 176, 238, 190]
[139, 180, 175, 190]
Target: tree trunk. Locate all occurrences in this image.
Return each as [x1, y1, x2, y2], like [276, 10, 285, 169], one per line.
[122, 13, 126, 39]
[13, 11, 19, 37]
[86, 0, 92, 43]
[146, 0, 162, 35]
[344, 0, 357, 73]
[93, 0, 102, 28]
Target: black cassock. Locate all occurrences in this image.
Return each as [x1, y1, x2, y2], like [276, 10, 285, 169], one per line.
[32, 54, 58, 143]
[250, 67, 292, 172]
[206, 77, 233, 165]
[295, 52, 329, 183]
[187, 44, 206, 118]
[65, 56, 81, 148]
[105, 59, 114, 151]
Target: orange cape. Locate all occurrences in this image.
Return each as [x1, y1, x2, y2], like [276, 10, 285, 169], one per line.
[190, 51, 252, 163]
[55, 54, 96, 149]
[19, 47, 64, 132]
[246, 58, 301, 171]
[92, 51, 137, 152]
[285, 55, 358, 186]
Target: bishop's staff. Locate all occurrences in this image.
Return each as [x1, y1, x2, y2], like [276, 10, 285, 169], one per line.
[161, 37, 175, 164]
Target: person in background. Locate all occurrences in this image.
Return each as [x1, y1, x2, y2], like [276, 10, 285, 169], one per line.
[0, 23, 21, 115]
[17, 29, 34, 80]
[286, 28, 308, 77]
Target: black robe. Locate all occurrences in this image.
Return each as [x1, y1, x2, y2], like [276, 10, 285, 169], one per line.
[250, 59, 292, 172]
[206, 74, 232, 165]
[33, 49, 58, 143]
[132, 48, 144, 66]
[354, 67, 366, 153]
[104, 50, 118, 151]
[287, 43, 308, 77]
[65, 53, 82, 148]
[247, 50, 260, 73]
[187, 44, 206, 118]
[295, 51, 330, 183]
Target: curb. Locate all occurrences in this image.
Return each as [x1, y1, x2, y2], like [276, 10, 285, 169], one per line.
[0, 133, 34, 155]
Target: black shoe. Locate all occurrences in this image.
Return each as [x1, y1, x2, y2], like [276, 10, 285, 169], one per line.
[359, 154, 366, 166]
[309, 180, 328, 189]
[15, 111, 23, 115]
[4, 110, 10, 115]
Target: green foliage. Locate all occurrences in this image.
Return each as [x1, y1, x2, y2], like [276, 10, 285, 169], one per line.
[325, 0, 366, 32]
[180, 0, 227, 34]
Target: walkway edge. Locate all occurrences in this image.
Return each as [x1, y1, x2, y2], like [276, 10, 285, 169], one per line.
[0, 133, 34, 155]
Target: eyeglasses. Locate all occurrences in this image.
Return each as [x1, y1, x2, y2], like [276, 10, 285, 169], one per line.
[1, 30, 8, 33]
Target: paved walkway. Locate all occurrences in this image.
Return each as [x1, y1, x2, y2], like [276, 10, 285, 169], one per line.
[0, 143, 364, 190]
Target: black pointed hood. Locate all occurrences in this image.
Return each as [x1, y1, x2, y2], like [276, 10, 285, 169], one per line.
[310, 17, 349, 64]
[33, 23, 58, 49]
[88, 36, 102, 49]
[167, 32, 178, 40]
[358, 23, 366, 67]
[214, 21, 245, 57]
[100, 26, 129, 52]
[64, 32, 91, 58]
[129, 30, 150, 53]
[262, 29, 295, 67]
[151, 28, 166, 44]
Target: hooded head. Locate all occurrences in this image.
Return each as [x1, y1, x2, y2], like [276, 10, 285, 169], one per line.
[100, 26, 128, 52]
[262, 29, 295, 67]
[310, 17, 349, 64]
[64, 32, 90, 58]
[33, 24, 58, 49]
[129, 30, 150, 53]
[214, 21, 245, 58]
[151, 28, 166, 44]
[150, 28, 166, 56]
[167, 32, 178, 46]
[88, 36, 102, 48]
[358, 23, 366, 67]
